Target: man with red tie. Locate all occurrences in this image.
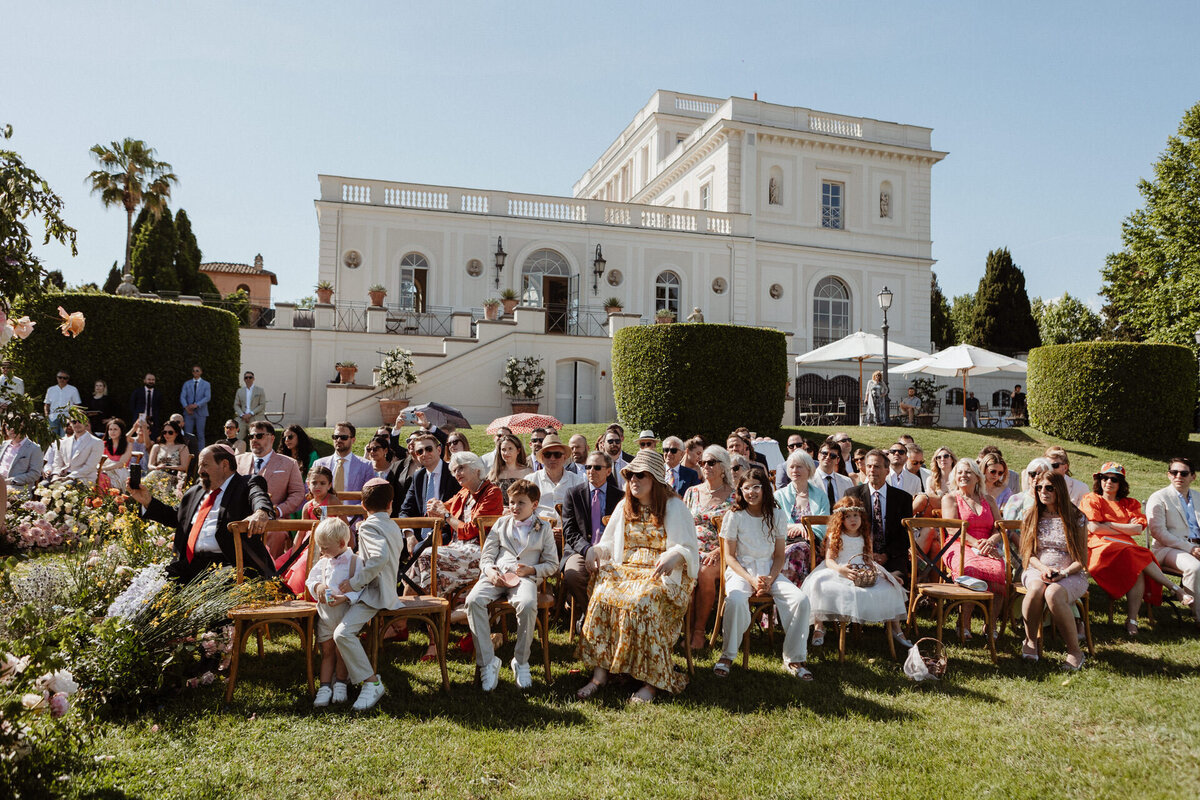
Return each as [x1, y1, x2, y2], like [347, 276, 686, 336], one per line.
[559, 451, 622, 624]
[130, 443, 275, 583]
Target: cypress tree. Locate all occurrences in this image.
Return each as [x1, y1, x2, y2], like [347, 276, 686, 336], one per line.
[102, 262, 121, 293]
[128, 207, 152, 290]
[174, 209, 201, 294]
[967, 247, 1040, 355]
[930, 270, 955, 349]
[130, 207, 178, 292]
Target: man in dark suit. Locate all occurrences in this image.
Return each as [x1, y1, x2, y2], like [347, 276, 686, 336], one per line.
[129, 444, 275, 583]
[845, 448, 914, 581]
[129, 372, 163, 438]
[662, 436, 700, 496]
[560, 451, 623, 621]
[400, 432, 461, 557]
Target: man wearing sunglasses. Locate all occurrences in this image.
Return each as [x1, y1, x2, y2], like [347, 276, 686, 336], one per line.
[775, 434, 807, 489]
[560, 451, 621, 622]
[884, 441, 922, 496]
[531, 433, 583, 521]
[662, 436, 699, 496]
[235, 421, 305, 558]
[399, 432, 460, 520]
[43, 370, 80, 438]
[1147, 456, 1200, 626]
[808, 440, 854, 503]
[313, 422, 374, 495]
[233, 371, 266, 442]
[602, 430, 630, 488]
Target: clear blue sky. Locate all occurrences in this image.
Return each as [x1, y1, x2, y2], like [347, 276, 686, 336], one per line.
[5, 1, 1198, 308]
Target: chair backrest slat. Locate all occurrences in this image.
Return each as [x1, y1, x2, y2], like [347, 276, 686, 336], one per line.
[226, 519, 318, 585]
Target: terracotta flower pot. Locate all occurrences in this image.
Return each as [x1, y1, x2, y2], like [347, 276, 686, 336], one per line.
[368, 291, 387, 307]
[605, 306, 621, 315]
[316, 288, 333, 304]
[511, 401, 539, 414]
[379, 397, 408, 426]
[484, 304, 500, 321]
[336, 366, 358, 384]
[501, 299, 519, 315]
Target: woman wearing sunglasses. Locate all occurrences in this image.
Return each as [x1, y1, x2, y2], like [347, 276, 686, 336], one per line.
[681, 445, 736, 651]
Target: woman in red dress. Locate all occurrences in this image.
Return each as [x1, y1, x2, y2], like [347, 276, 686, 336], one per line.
[1080, 462, 1193, 636]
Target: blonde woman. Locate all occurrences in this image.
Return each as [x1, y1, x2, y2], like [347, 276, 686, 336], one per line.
[925, 446, 957, 499]
[681, 445, 735, 650]
[864, 370, 885, 425]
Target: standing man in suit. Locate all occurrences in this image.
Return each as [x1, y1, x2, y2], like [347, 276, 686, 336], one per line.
[560, 451, 623, 623]
[233, 371, 266, 442]
[47, 417, 104, 485]
[1147, 456, 1200, 626]
[129, 444, 275, 583]
[0, 427, 44, 487]
[236, 421, 305, 557]
[129, 373, 163, 439]
[845, 449, 914, 580]
[313, 422, 375, 495]
[662, 436, 700, 496]
[180, 364, 211, 448]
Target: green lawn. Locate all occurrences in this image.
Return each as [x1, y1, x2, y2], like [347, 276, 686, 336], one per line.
[35, 425, 1200, 798]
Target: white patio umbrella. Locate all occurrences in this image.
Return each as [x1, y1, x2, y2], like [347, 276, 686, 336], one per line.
[889, 344, 1027, 427]
[794, 331, 929, 396]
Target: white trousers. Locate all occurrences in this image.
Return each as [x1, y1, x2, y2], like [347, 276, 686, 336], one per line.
[721, 572, 811, 667]
[1157, 547, 1200, 620]
[332, 602, 380, 684]
[466, 578, 539, 666]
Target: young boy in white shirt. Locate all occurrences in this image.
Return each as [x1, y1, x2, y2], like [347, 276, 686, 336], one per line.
[305, 517, 360, 707]
[465, 479, 558, 691]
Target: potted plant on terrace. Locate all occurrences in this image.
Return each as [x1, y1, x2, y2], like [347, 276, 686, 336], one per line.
[483, 297, 502, 321]
[654, 308, 676, 324]
[603, 296, 624, 315]
[368, 284, 388, 307]
[499, 287, 520, 316]
[376, 346, 419, 424]
[315, 280, 334, 304]
[336, 361, 358, 384]
[499, 355, 545, 413]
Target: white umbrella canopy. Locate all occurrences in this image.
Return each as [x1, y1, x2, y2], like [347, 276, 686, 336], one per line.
[889, 344, 1027, 427]
[795, 332, 930, 406]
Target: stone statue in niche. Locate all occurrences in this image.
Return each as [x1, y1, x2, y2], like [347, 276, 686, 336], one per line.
[879, 190, 890, 218]
[768, 177, 781, 205]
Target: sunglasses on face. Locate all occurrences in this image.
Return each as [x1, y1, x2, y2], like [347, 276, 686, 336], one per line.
[889, 449, 906, 456]
[57, 375, 69, 380]
[1100, 475, 1121, 483]
[1170, 469, 1192, 477]
[413, 446, 435, 455]
[627, 472, 648, 480]
[817, 450, 837, 459]
[700, 460, 719, 467]
[732, 465, 744, 472]
[605, 439, 621, 445]
[531, 439, 544, 445]
[332, 434, 351, 441]
[1036, 485, 1055, 493]
[541, 451, 564, 459]
[662, 447, 680, 454]
[584, 464, 607, 471]
[787, 442, 804, 450]
[249, 432, 267, 440]
[1050, 462, 1065, 469]
[912, 461, 926, 468]
[225, 424, 237, 430]
[936, 454, 953, 461]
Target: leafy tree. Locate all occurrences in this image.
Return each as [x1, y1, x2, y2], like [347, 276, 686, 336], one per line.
[103, 263, 121, 294]
[45, 269, 66, 290]
[1100, 100, 1200, 349]
[87, 138, 178, 275]
[130, 208, 178, 292]
[0, 124, 77, 313]
[1032, 293, 1104, 345]
[930, 270, 955, 349]
[967, 247, 1040, 355]
[949, 293, 975, 346]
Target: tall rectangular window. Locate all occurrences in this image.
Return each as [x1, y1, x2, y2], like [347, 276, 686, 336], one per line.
[700, 183, 711, 210]
[821, 181, 843, 229]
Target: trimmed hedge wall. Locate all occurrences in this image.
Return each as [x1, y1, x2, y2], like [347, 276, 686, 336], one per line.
[611, 323, 787, 444]
[9, 292, 241, 443]
[1027, 342, 1196, 452]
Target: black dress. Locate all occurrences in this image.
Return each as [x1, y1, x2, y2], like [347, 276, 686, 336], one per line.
[87, 395, 120, 435]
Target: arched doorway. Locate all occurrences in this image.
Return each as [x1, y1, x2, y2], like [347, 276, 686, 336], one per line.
[521, 249, 574, 334]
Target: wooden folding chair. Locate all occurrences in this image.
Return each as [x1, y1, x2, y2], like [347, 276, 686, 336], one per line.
[224, 519, 319, 704]
[708, 536, 777, 667]
[367, 516, 451, 691]
[1000, 519, 1094, 657]
[903, 517, 997, 662]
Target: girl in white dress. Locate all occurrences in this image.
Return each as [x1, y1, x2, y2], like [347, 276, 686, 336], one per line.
[802, 497, 910, 649]
[714, 466, 814, 680]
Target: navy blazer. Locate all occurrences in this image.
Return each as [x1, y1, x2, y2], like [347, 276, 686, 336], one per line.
[129, 386, 164, 434]
[671, 464, 701, 496]
[399, 463, 462, 520]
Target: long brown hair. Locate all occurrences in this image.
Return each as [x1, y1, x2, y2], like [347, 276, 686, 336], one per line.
[623, 475, 671, 528]
[825, 496, 871, 561]
[731, 466, 779, 537]
[1019, 470, 1087, 567]
[487, 434, 528, 482]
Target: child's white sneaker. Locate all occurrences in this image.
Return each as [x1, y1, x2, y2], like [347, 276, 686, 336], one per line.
[313, 684, 333, 707]
[511, 658, 532, 690]
[480, 656, 502, 692]
[352, 679, 385, 711]
[331, 681, 348, 704]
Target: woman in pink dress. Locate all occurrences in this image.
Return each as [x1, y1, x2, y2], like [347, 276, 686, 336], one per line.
[941, 458, 1005, 638]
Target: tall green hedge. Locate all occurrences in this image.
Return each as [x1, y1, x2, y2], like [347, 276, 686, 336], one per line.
[612, 323, 787, 444]
[1027, 342, 1196, 452]
[9, 292, 241, 443]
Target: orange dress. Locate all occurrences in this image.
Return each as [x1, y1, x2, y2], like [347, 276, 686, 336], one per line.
[1080, 493, 1159, 605]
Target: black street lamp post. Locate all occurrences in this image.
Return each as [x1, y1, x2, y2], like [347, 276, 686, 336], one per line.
[878, 286, 894, 425]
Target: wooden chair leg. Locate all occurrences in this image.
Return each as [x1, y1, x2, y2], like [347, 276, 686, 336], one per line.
[886, 623, 896, 660]
[741, 624, 750, 669]
[540, 608, 552, 681]
[255, 628, 264, 658]
[304, 617, 315, 696]
[709, 596, 725, 650]
[838, 621, 846, 664]
[435, 612, 450, 692]
[682, 601, 694, 676]
[224, 620, 245, 704]
[983, 602, 997, 663]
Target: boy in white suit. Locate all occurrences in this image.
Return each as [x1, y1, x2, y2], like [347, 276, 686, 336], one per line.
[466, 479, 558, 691]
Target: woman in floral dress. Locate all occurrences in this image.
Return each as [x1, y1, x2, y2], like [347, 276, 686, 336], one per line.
[681, 445, 735, 650]
[576, 450, 699, 704]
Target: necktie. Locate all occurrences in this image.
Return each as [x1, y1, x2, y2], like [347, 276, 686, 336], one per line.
[334, 457, 346, 492]
[591, 487, 603, 544]
[193, 380, 200, 400]
[425, 469, 438, 507]
[825, 475, 836, 506]
[254, 457, 264, 476]
[185, 488, 221, 562]
[872, 490, 885, 553]
[146, 389, 152, 417]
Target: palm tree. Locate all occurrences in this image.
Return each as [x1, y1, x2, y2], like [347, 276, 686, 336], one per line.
[87, 139, 178, 275]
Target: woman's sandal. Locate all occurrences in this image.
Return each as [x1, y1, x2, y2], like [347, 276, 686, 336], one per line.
[419, 646, 439, 663]
[712, 659, 732, 678]
[575, 679, 606, 701]
[629, 685, 656, 704]
[380, 623, 409, 643]
[811, 630, 825, 647]
[1062, 652, 1086, 672]
[1125, 619, 1139, 637]
[786, 662, 814, 681]
[1175, 584, 1195, 607]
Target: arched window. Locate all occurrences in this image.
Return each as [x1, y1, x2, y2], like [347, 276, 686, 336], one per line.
[520, 249, 571, 307]
[398, 252, 429, 312]
[235, 283, 251, 295]
[812, 277, 850, 347]
[655, 271, 681, 316]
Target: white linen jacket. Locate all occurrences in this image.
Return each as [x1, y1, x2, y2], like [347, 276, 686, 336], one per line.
[480, 514, 559, 582]
[592, 496, 699, 585]
[1146, 485, 1200, 555]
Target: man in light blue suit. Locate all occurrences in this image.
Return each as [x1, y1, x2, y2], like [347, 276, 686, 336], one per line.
[179, 365, 212, 448]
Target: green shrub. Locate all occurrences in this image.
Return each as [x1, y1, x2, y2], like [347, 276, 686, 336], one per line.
[1027, 342, 1196, 452]
[611, 323, 787, 443]
[9, 291, 240, 444]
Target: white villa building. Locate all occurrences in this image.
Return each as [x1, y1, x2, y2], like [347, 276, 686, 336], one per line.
[241, 90, 965, 429]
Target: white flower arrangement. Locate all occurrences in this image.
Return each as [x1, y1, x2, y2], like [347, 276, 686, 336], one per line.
[498, 356, 546, 400]
[105, 562, 170, 620]
[377, 347, 420, 400]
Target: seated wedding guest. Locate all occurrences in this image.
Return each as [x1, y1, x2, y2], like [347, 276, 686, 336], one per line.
[416, 451, 503, 598]
[399, 433, 461, 531]
[566, 434, 589, 476]
[636, 429, 659, 451]
[560, 451, 622, 626]
[125, 418, 153, 469]
[314, 422, 374, 495]
[98, 417, 132, 491]
[281, 424, 318, 478]
[445, 431, 471, 458]
[236, 421, 305, 557]
[714, 466, 813, 679]
[1045, 447, 1088, 505]
[801, 497, 910, 652]
[906, 444, 931, 488]
[940, 458, 1006, 637]
[272, 464, 341, 600]
[129, 444, 274, 583]
[86, 379, 119, 436]
[600, 429, 630, 487]
[364, 435, 406, 515]
[306, 517, 358, 707]
[528, 428, 547, 471]
[845, 450, 914, 580]
[1081, 462, 1192, 636]
[925, 446, 957, 501]
[606, 422, 634, 464]
[0, 360, 24, 401]
[480, 425, 511, 471]
[730, 454, 751, 486]
[146, 420, 192, 490]
[0, 425, 43, 488]
[331, 478, 403, 711]
[47, 416, 104, 485]
[486, 433, 533, 504]
[1018, 471, 1088, 670]
[885, 441, 923, 496]
[980, 451, 1013, 508]
[530, 433, 583, 522]
[812, 438, 854, 501]
[216, 419, 246, 455]
[727, 431, 768, 469]
[1146, 457, 1200, 628]
[167, 414, 199, 468]
[775, 434, 806, 489]
[681, 445, 736, 651]
[576, 450, 699, 704]
[898, 387, 920, 425]
[663, 436, 700, 496]
[682, 436, 705, 472]
[774, 448, 828, 585]
[467, 479, 558, 691]
[1004, 457, 1052, 520]
[848, 447, 869, 485]
[979, 445, 1020, 495]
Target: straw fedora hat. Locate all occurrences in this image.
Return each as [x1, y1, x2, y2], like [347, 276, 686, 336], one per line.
[538, 432, 569, 454]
